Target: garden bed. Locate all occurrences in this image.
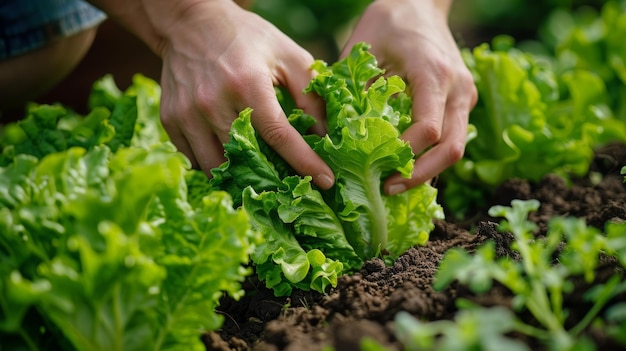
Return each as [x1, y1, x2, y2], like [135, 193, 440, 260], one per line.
[207, 142, 626, 351]
[3, 3, 626, 347]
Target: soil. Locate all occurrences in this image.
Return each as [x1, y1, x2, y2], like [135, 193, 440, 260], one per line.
[205, 142, 626, 351]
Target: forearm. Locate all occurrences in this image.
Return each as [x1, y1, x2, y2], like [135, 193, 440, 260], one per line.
[372, 0, 454, 21]
[415, 0, 454, 19]
[87, 0, 229, 57]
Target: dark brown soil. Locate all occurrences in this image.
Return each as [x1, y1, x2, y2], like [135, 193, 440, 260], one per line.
[205, 142, 626, 351]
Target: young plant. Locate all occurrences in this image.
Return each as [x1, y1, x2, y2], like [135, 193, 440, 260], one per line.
[210, 42, 444, 296]
[432, 199, 626, 350]
[0, 76, 260, 351]
[441, 35, 626, 216]
[540, 0, 626, 118]
[395, 306, 529, 351]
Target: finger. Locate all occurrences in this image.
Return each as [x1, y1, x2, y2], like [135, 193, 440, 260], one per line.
[182, 119, 228, 175]
[249, 82, 335, 189]
[384, 88, 472, 195]
[164, 106, 227, 174]
[160, 88, 229, 175]
[403, 73, 448, 154]
[279, 51, 327, 136]
[160, 108, 200, 169]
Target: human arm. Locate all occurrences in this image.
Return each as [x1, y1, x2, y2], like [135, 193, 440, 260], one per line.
[341, 0, 478, 195]
[87, 0, 335, 189]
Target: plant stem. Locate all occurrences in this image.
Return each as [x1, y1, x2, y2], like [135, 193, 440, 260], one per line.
[530, 282, 562, 329]
[514, 227, 572, 346]
[513, 320, 550, 340]
[364, 166, 387, 255]
[18, 328, 39, 351]
[570, 276, 620, 336]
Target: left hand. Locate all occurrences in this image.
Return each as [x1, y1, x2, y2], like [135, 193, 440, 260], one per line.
[341, 0, 478, 195]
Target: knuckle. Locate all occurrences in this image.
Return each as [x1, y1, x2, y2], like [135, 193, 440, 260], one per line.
[458, 70, 479, 107]
[159, 97, 186, 129]
[420, 121, 442, 145]
[192, 86, 218, 116]
[224, 68, 255, 94]
[159, 108, 176, 130]
[446, 140, 466, 164]
[469, 82, 479, 108]
[459, 68, 476, 88]
[291, 49, 314, 64]
[431, 58, 453, 82]
[259, 121, 291, 149]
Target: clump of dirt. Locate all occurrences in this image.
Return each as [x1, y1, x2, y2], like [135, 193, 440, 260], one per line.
[206, 142, 626, 351]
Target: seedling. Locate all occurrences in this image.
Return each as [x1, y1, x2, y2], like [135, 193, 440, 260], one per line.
[430, 199, 626, 350]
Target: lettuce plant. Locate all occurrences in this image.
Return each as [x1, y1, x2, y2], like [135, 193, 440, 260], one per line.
[540, 0, 626, 117]
[432, 199, 626, 350]
[0, 76, 260, 350]
[211, 43, 444, 296]
[442, 36, 626, 216]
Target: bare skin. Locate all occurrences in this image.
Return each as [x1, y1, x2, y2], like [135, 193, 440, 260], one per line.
[89, 0, 333, 188]
[87, 0, 476, 193]
[342, 0, 478, 195]
[0, 28, 97, 112]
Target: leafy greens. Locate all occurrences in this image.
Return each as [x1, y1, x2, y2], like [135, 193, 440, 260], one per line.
[211, 43, 444, 296]
[432, 199, 626, 350]
[442, 35, 626, 216]
[0, 75, 260, 350]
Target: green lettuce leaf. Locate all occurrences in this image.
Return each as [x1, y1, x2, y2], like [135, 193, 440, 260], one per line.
[314, 116, 415, 258]
[0, 75, 260, 350]
[212, 43, 444, 296]
[442, 36, 626, 216]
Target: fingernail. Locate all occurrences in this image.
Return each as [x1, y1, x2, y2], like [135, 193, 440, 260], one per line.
[316, 173, 334, 189]
[387, 183, 406, 196]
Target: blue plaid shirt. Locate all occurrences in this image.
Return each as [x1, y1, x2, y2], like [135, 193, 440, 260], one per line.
[0, 0, 106, 59]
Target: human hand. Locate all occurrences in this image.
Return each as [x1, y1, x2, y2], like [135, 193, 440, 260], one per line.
[341, 0, 478, 195]
[156, 0, 334, 189]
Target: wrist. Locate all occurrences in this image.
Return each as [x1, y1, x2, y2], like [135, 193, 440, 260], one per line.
[431, 0, 454, 15]
[415, 0, 453, 19]
[88, 0, 237, 57]
[372, 0, 452, 20]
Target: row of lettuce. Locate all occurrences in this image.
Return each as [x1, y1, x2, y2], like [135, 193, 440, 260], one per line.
[1, 1, 626, 350]
[441, 0, 626, 215]
[0, 76, 262, 351]
[0, 43, 445, 350]
[362, 2, 626, 350]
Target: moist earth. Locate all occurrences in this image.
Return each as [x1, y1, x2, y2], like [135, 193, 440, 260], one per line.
[204, 142, 626, 351]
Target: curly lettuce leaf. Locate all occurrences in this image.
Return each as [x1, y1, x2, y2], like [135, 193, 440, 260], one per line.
[385, 184, 443, 257]
[314, 116, 415, 258]
[212, 43, 444, 296]
[308, 43, 442, 260]
[0, 76, 260, 350]
[1, 142, 259, 351]
[244, 182, 345, 297]
[0, 74, 167, 168]
[0, 104, 114, 166]
[213, 107, 367, 296]
[442, 36, 626, 215]
[306, 43, 411, 132]
[209, 108, 284, 207]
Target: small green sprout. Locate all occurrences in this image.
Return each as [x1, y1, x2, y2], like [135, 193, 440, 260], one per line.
[430, 199, 626, 350]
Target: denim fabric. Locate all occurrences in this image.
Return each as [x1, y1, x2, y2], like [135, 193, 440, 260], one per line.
[0, 0, 106, 59]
